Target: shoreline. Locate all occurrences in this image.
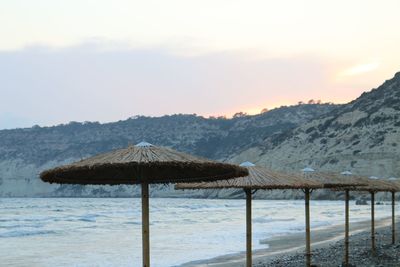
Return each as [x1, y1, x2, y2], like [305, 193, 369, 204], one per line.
[179, 215, 396, 267]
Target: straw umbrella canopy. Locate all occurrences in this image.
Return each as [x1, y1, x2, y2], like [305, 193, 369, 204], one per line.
[176, 162, 325, 267]
[301, 169, 368, 266]
[350, 176, 400, 252]
[345, 175, 400, 253]
[305, 170, 399, 262]
[303, 170, 384, 263]
[301, 169, 368, 189]
[40, 142, 248, 267]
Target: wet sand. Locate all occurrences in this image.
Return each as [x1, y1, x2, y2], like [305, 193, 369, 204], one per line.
[179, 216, 396, 267]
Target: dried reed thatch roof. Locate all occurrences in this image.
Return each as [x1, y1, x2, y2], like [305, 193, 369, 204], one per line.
[40, 142, 248, 185]
[175, 162, 324, 190]
[302, 171, 368, 189]
[304, 171, 400, 192]
[350, 176, 400, 192]
[386, 177, 400, 190]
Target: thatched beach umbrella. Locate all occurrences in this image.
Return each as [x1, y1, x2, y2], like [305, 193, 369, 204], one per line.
[302, 169, 368, 266]
[176, 162, 325, 267]
[316, 171, 399, 260]
[349, 175, 400, 253]
[40, 142, 248, 267]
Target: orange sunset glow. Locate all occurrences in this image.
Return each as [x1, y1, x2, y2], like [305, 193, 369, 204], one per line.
[1, 0, 400, 128]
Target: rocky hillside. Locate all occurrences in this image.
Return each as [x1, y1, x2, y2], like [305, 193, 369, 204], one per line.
[2, 72, 399, 199]
[0, 104, 336, 197]
[231, 72, 400, 199]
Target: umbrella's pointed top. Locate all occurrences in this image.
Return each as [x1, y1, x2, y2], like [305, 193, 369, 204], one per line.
[239, 161, 256, 167]
[341, 170, 352, 176]
[302, 167, 315, 172]
[135, 141, 153, 147]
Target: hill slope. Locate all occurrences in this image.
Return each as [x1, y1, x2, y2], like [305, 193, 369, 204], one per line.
[2, 72, 399, 199]
[233, 73, 400, 181]
[0, 104, 336, 197]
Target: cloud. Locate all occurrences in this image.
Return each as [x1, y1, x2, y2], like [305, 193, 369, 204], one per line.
[340, 61, 380, 77]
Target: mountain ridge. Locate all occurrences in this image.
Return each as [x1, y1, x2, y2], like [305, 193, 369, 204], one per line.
[231, 72, 400, 179]
[0, 103, 336, 197]
[1, 72, 399, 198]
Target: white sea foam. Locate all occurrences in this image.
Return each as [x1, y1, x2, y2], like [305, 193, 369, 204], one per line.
[0, 198, 392, 267]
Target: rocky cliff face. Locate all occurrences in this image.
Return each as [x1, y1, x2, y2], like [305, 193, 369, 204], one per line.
[0, 104, 336, 197]
[231, 73, 400, 199]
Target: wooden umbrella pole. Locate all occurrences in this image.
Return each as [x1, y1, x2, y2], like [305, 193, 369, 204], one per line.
[305, 189, 311, 267]
[344, 190, 350, 266]
[142, 182, 150, 267]
[392, 191, 396, 245]
[245, 189, 252, 267]
[371, 192, 375, 253]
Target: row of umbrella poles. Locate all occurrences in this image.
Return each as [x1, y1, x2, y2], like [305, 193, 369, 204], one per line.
[177, 164, 400, 267]
[39, 142, 400, 267]
[176, 162, 325, 267]
[304, 170, 400, 266]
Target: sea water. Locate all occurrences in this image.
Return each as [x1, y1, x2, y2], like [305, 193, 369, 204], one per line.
[0, 198, 392, 267]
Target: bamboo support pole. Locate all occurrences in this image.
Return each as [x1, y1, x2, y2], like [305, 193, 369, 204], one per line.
[371, 192, 375, 253]
[305, 189, 311, 267]
[344, 190, 350, 266]
[392, 191, 396, 245]
[142, 182, 150, 267]
[245, 189, 252, 267]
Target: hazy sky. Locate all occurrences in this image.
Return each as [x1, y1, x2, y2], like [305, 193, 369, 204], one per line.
[1, 0, 400, 129]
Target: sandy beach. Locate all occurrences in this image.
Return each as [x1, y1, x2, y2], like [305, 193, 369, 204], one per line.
[180, 215, 399, 267]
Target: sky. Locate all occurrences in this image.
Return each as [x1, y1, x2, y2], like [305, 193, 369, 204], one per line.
[1, 0, 400, 129]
